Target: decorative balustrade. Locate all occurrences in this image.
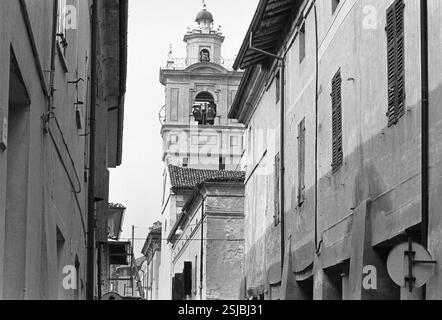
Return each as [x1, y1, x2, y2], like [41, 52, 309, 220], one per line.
[162, 57, 235, 71]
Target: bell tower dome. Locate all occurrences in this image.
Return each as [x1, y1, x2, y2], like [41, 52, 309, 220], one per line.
[184, 2, 224, 65]
[195, 2, 214, 32]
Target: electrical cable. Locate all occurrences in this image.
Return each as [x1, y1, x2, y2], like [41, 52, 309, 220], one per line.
[45, 112, 87, 241]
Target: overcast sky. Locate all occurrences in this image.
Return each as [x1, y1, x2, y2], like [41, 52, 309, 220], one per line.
[109, 0, 259, 255]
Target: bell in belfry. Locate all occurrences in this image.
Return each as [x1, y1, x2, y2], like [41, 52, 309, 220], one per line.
[206, 102, 217, 125]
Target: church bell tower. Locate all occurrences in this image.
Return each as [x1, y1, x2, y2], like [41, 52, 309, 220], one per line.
[159, 2, 244, 171]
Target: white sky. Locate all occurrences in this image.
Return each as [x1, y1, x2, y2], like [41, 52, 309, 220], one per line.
[109, 0, 259, 255]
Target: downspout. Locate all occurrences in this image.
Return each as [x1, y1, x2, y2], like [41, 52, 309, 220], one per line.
[97, 242, 102, 299]
[248, 33, 286, 273]
[280, 61, 286, 271]
[420, 0, 429, 249]
[199, 190, 205, 300]
[49, 0, 58, 106]
[87, 0, 98, 300]
[313, 1, 322, 254]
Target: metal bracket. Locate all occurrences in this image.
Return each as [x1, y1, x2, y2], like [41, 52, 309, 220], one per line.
[404, 237, 437, 292]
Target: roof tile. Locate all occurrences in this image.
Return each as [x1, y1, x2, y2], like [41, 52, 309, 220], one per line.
[168, 165, 245, 190]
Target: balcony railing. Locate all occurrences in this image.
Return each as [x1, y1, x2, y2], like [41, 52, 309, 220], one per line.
[163, 57, 235, 71]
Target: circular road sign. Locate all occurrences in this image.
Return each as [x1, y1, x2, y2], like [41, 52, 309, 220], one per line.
[387, 241, 436, 288]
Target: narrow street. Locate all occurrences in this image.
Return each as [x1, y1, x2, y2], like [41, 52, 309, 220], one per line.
[0, 0, 442, 304]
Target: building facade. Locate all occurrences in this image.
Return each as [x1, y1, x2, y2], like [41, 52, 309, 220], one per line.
[157, 4, 245, 300]
[167, 167, 245, 300]
[0, 0, 127, 300]
[141, 221, 162, 300]
[230, 0, 442, 300]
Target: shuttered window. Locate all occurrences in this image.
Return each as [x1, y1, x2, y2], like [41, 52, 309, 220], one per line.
[274, 152, 280, 226]
[299, 23, 306, 63]
[386, 0, 405, 126]
[183, 261, 192, 297]
[298, 118, 306, 205]
[331, 70, 343, 173]
[275, 71, 281, 103]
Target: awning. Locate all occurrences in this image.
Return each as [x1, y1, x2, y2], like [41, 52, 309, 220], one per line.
[234, 0, 301, 70]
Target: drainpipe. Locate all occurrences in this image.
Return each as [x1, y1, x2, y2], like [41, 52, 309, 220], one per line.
[49, 0, 58, 105]
[198, 190, 205, 300]
[312, 0, 322, 255]
[248, 33, 286, 273]
[87, 0, 98, 300]
[420, 0, 429, 249]
[97, 242, 102, 299]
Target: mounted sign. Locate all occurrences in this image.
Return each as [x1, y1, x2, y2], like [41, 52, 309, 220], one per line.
[387, 239, 437, 292]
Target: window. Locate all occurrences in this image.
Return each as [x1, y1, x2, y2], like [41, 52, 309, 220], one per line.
[331, 69, 343, 172]
[183, 158, 189, 168]
[332, 0, 340, 15]
[74, 256, 80, 300]
[386, 0, 405, 126]
[56, 227, 66, 299]
[248, 126, 252, 154]
[169, 134, 178, 145]
[192, 92, 217, 125]
[299, 23, 306, 63]
[274, 152, 281, 226]
[298, 118, 306, 205]
[183, 262, 192, 298]
[275, 71, 281, 103]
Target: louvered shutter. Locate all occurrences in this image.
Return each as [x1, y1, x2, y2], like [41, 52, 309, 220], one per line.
[172, 273, 184, 300]
[386, 0, 405, 126]
[396, 0, 405, 119]
[332, 70, 343, 172]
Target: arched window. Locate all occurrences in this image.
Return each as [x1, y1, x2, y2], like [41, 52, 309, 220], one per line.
[192, 91, 217, 125]
[199, 49, 210, 62]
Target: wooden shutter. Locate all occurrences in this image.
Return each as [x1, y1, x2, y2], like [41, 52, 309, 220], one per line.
[386, 0, 405, 126]
[331, 70, 343, 172]
[172, 273, 184, 300]
[298, 118, 306, 205]
[275, 71, 281, 103]
[274, 152, 280, 226]
[183, 262, 192, 297]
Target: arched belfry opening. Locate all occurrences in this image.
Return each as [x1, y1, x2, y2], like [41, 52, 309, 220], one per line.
[192, 91, 217, 125]
[200, 49, 211, 62]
